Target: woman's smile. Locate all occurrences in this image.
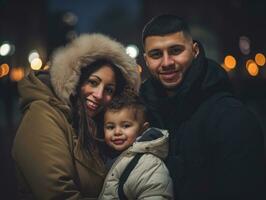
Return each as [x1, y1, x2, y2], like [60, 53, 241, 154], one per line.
[86, 99, 99, 111]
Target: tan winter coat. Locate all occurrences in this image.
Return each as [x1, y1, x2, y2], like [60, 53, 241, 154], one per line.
[98, 128, 174, 200]
[12, 33, 140, 199]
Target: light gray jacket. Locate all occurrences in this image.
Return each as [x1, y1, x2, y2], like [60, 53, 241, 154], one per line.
[98, 128, 174, 200]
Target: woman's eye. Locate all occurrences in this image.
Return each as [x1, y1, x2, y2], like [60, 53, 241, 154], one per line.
[87, 79, 98, 87]
[105, 87, 115, 95]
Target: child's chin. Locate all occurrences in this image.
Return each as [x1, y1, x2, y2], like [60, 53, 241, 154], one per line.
[114, 146, 127, 152]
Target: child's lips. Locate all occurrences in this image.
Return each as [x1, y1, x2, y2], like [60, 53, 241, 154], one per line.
[112, 139, 125, 145]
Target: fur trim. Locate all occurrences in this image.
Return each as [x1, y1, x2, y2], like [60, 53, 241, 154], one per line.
[50, 33, 140, 104]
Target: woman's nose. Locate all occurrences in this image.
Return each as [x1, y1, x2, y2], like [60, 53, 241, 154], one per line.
[93, 87, 104, 100]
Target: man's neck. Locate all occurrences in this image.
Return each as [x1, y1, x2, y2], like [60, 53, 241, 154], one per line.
[166, 89, 177, 97]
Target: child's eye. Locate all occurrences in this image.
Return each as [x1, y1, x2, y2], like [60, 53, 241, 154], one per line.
[123, 124, 131, 129]
[105, 125, 114, 130]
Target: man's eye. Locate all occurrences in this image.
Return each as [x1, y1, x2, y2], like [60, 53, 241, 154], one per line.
[169, 47, 182, 55]
[148, 51, 163, 59]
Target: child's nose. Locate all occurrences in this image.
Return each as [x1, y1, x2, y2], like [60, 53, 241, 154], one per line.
[114, 127, 122, 136]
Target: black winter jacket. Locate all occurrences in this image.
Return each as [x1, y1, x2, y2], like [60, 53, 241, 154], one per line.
[140, 43, 265, 200]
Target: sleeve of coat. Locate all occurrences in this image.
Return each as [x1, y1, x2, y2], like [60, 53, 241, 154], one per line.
[12, 101, 83, 200]
[211, 103, 265, 200]
[124, 154, 174, 200]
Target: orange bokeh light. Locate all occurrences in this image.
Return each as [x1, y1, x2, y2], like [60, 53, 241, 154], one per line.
[0, 63, 10, 77]
[255, 53, 265, 66]
[10, 67, 25, 81]
[224, 55, 237, 69]
[246, 61, 259, 76]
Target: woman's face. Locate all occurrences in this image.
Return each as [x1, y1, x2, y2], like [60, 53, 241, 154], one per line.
[80, 65, 117, 118]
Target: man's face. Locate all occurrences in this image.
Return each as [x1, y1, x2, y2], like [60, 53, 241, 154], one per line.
[144, 31, 199, 89]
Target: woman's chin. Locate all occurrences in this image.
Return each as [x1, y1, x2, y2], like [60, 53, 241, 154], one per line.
[87, 109, 97, 118]
[88, 108, 103, 118]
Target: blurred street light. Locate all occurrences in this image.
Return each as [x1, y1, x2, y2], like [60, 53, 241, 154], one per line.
[30, 57, 42, 70]
[28, 50, 40, 63]
[224, 55, 237, 70]
[0, 42, 11, 56]
[126, 44, 139, 58]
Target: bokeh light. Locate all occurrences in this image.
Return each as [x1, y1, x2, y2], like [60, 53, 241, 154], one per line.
[30, 58, 42, 70]
[224, 55, 237, 69]
[10, 67, 25, 81]
[62, 11, 78, 26]
[239, 36, 250, 55]
[246, 59, 255, 69]
[126, 44, 139, 58]
[255, 53, 265, 66]
[246, 60, 259, 76]
[0, 43, 11, 56]
[28, 50, 40, 63]
[0, 63, 10, 77]
[43, 64, 50, 70]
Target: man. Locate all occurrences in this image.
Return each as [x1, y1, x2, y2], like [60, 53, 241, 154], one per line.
[140, 14, 265, 200]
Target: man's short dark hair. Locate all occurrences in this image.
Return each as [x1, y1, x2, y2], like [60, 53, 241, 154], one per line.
[142, 14, 191, 47]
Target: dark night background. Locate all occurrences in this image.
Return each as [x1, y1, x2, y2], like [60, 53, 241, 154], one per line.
[1, 0, 266, 198]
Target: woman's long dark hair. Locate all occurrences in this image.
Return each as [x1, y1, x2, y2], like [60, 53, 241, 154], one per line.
[70, 59, 127, 159]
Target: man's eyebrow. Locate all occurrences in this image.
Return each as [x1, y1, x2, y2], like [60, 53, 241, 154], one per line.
[147, 49, 161, 54]
[148, 44, 184, 52]
[168, 44, 184, 48]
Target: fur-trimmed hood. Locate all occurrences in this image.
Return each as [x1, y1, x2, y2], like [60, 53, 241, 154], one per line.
[50, 33, 140, 104]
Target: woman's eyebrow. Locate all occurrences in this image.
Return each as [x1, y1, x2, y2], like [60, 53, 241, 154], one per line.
[89, 75, 101, 81]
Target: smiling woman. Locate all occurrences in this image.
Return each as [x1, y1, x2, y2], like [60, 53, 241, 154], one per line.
[79, 60, 123, 117]
[12, 33, 140, 199]
[80, 64, 117, 118]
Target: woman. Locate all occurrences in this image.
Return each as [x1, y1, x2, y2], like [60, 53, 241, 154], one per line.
[12, 33, 140, 199]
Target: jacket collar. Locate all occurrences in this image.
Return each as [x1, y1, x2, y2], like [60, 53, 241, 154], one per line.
[140, 41, 233, 124]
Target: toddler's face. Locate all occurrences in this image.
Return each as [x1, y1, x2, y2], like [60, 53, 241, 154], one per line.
[104, 108, 145, 152]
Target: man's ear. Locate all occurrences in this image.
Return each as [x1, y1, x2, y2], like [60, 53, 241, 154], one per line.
[193, 42, 199, 58]
[143, 53, 149, 66]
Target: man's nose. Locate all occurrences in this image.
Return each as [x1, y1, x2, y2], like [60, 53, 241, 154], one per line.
[162, 52, 174, 67]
